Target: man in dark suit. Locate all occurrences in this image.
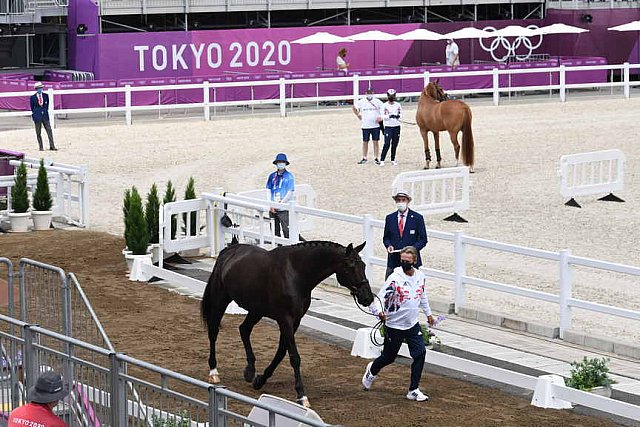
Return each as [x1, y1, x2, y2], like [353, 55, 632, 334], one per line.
[30, 81, 57, 151]
[383, 192, 428, 278]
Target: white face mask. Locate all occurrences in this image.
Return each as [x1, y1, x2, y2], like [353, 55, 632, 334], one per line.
[276, 162, 286, 170]
[396, 202, 407, 212]
[366, 94, 373, 101]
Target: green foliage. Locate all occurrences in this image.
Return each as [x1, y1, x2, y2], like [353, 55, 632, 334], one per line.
[123, 189, 132, 247]
[379, 323, 441, 347]
[566, 357, 615, 391]
[182, 177, 197, 236]
[124, 186, 149, 255]
[145, 183, 160, 244]
[10, 162, 29, 214]
[151, 412, 191, 427]
[163, 180, 177, 240]
[33, 159, 53, 211]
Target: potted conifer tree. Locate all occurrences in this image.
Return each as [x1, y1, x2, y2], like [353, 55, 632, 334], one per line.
[124, 186, 152, 280]
[31, 159, 54, 231]
[145, 183, 161, 263]
[9, 162, 31, 232]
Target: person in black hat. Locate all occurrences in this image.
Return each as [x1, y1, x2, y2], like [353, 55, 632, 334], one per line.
[265, 153, 295, 240]
[382, 191, 428, 279]
[8, 370, 69, 426]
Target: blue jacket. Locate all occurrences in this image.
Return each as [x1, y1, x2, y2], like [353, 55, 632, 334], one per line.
[30, 92, 50, 122]
[383, 208, 428, 268]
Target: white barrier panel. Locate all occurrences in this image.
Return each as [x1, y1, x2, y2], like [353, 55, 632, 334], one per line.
[162, 198, 210, 254]
[559, 149, 625, 199]
[392, 167, 470, 217]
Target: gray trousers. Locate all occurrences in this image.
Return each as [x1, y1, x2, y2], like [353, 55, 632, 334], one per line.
[34, 120, 55, 150]
[269, 210, 290, 239]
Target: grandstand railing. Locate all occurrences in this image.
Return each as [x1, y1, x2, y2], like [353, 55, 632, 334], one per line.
[0, 62, 639, 125]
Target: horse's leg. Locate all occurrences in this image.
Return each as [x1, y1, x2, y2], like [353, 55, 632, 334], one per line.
[239, 312, 263, 382]
[286, 321, 310, 407]
[420, 127, 431, 170]
[252, 321, 289, 390]
[205, 294, 232, 383]
[434, 132, 442, 169]
[449, 130, 461, 167]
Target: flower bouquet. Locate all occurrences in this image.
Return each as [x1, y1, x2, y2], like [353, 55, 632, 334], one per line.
[379, 314, 447, 347]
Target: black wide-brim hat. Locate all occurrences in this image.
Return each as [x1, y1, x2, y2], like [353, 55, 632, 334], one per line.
[28, 371, 70, 404]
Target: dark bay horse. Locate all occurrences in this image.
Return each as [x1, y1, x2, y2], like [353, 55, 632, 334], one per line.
[416, 79, 475, 172]
[201, 241, 375, 407]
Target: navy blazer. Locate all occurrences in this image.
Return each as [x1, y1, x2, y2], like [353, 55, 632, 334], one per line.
[383, 208, 428, 268]
[30, 92, 50, 122]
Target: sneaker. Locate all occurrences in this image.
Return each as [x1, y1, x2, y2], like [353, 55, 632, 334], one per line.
[374, 158, 380, 165]
[406, 389, 429, 402]
[357, 159, 367, 165]
[391, 160, 398, 166]
[379, 161, 385, 167]
[362, 362, 377, 390]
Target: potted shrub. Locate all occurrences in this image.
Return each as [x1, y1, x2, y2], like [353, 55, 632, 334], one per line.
[181, 177, 199, 257]
[9, 162, 30, 232]
[123, 186, 151, 277]
[145, 183, 161, 263]
[566, 356, 615, 398]
[31, 159, 53, 231]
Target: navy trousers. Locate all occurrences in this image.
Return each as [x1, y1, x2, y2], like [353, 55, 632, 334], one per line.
[380, 126, 401, 161]
[370, 322, 426, 391]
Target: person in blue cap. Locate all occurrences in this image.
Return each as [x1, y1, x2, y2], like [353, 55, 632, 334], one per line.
[265, 153, 295, 239]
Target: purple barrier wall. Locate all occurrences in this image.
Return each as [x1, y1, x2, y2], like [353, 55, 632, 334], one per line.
[44, 70, 75, 82]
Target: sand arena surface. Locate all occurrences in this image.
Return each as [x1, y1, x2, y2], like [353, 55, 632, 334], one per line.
[3, 97, 640, 344]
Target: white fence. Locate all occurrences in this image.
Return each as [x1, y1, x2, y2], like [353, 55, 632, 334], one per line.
[559, 149, 625, 201]
[391, 167, 470, 217]
[1, 62, 640, 124]
[1, 157, 89, 227]
[147, 191, 640, 343]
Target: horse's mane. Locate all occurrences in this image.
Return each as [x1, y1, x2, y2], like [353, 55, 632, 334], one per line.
[290, 240, 344, 250]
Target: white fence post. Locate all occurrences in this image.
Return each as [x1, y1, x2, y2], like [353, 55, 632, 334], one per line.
[47, 88, 55, 129]
[80, 166, 89, 227]
[454, 231, 466, 313]
[158, 202, 164, 269]
[559, 65, 566, 103]
[623, 63, 630, 99]
[203, 81, 210, 121]
[559, 249, 572, 339]
[492, 68, 499, 106]
[125, 85, 132, 125]
[288, 200, 299, 245]
[423, 71, 430, 88]
[352, 74, 359, 104]
[279, 78, 286, 118]
[362, 214, 374, 282]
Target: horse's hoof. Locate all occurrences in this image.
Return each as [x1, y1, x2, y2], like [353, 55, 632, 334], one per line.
[297, 396, 310, 408]
[435, 164, 441, 169]
[252, 374, 266, 390]
[207, 368, 220, 384]
[243, 366, 255, 383]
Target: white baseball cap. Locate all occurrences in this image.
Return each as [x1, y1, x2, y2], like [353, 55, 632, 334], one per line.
[387, 89, 396, 96]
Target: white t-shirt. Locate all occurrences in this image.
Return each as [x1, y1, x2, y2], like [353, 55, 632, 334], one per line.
[369, 267, 432, 330]
[382, 101, 402, 127]
[446, 41, 460, 66]
[355, 97, 383, 130]
[336, 56, 348, 72]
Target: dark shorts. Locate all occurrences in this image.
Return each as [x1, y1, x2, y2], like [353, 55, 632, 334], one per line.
[362, 128, 381, 142]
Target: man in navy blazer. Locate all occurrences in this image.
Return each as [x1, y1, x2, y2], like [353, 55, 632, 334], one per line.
[383, 191, 428, 278]
[30, 82, 57, 151]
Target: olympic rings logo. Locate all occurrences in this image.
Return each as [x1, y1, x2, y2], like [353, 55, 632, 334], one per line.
[478, 25, 543, 62]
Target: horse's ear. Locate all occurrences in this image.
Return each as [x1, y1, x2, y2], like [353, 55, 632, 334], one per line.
[435, 78, 439, 84]
[354, 242, 366, 253]
[346, 243, 354, 254]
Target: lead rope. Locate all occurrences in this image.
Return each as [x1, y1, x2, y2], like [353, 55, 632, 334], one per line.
[352, 294, 387, 347]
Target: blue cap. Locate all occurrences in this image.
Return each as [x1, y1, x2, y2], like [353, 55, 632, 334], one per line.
[273, 153, 290, 165]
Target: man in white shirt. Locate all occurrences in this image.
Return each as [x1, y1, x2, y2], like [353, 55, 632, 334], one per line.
[352, 88, 383, 165]
[445, 39, 460, 68]
[362, 246, 435, 402]
[379, 88, 402, 166]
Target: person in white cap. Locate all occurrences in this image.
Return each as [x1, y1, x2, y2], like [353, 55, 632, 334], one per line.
[29, 82, 57, 151]
[8, 370, 69, 426]
[379, 89, 402, 166]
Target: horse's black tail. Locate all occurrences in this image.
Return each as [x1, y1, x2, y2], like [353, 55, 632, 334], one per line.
[201, 248, 227, 327]
[462, 105, 475, 169]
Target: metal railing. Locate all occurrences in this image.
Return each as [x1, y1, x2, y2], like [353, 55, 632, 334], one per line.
[0, 62, 638, 125]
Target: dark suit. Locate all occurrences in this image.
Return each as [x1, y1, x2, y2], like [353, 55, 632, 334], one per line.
[383, 208, 428, 277]
[30, 91, 56, 151]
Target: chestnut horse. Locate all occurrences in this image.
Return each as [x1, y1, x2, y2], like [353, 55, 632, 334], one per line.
[416, 80, 475, 172]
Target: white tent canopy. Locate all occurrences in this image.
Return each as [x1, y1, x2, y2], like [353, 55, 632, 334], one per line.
[608, 20, 640, 32]
[397, 28, 444, 41]
[532, 23, 588, 35]
[290, 32, 353, 44]
[489, 25, 539, 38]
[347, 30, 398, 41]
[443, 27, 493, 39]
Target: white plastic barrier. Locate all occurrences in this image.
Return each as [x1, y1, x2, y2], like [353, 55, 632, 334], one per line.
[161, 198, 211, 255]
[392, 167, 470, 220]
[4, 158, 89, 227]
[559, 149, 625, 204]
